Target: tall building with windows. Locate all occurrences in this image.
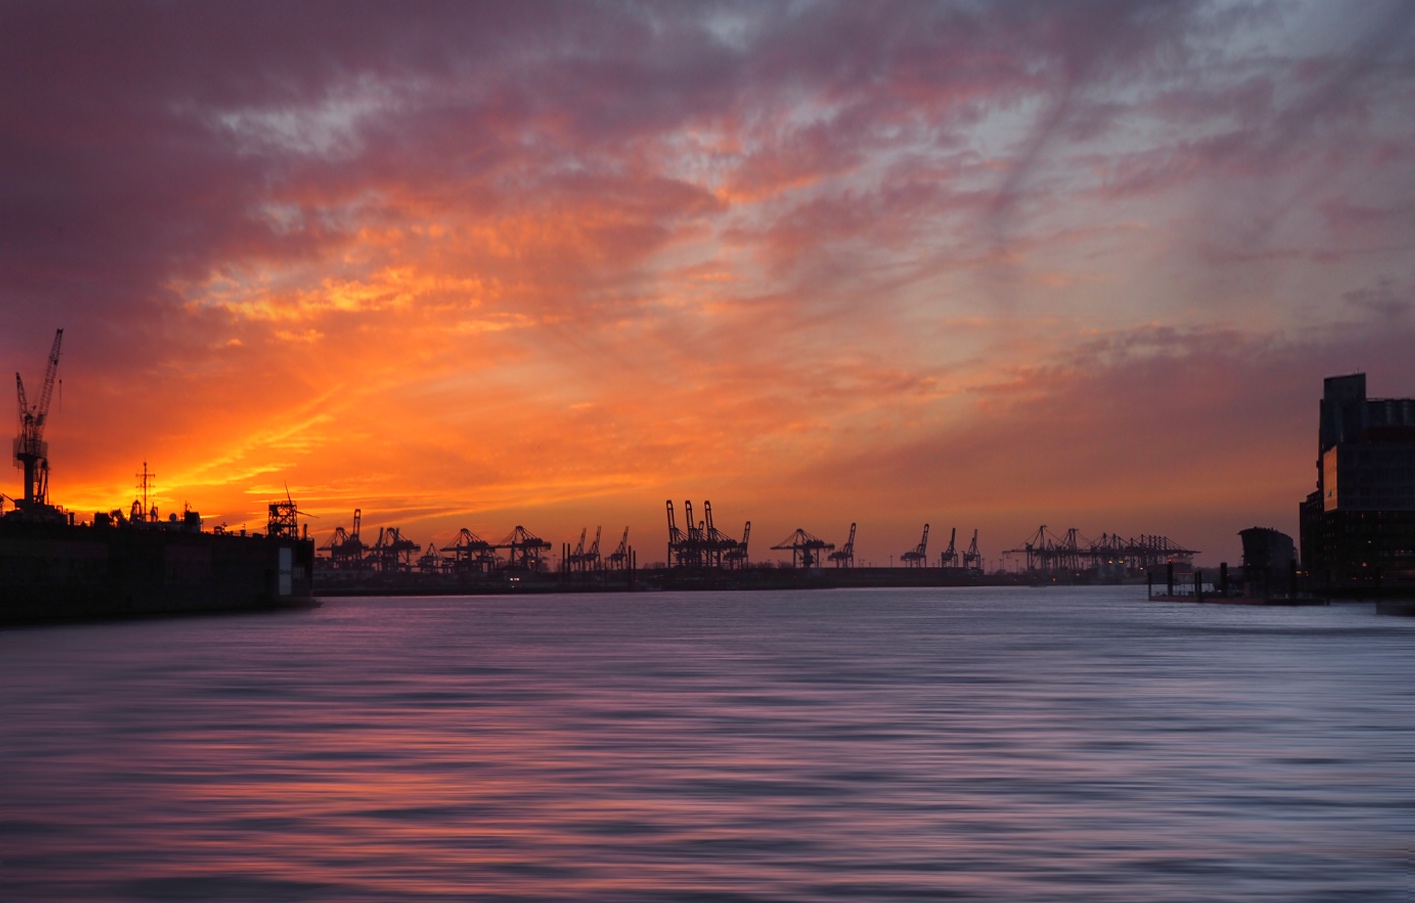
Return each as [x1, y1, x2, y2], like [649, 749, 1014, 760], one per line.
[1299, 374, 1415, 592]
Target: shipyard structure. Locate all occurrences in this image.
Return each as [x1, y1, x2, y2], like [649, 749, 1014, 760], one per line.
[1299, 374, 1415, 596]
[2, 330, 316, 624]
[312, 494, 1203, 595]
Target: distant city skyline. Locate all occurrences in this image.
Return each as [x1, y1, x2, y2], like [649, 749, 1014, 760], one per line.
[4, 1, 1413, 567]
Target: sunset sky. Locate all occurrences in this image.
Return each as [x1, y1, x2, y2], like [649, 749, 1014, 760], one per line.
[3, 1, 1413, 568]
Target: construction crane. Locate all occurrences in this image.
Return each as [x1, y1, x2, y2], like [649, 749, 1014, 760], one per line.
[13, 328, 63, 513]
[963, 530, 982, 570]
[828, 523, 856, 568]
[940, 528, 958, 568]
[771, 528, 834, 568]
[606, 526, 630, 569]
[901, 523, 930, 567]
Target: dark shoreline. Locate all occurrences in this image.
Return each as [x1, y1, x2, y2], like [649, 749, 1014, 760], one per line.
[312, 566, 1116, 597]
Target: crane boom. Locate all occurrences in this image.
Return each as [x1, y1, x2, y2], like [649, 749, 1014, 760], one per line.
[964, 529, 982, 570]
[901, 523, 930, 567]
[828, 523, 856, 567]
[35, 329, 63, 428]
[15, 373, 27, 432]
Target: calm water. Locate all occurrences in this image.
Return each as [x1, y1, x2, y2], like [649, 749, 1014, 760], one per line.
[3, 587, 1413, 901]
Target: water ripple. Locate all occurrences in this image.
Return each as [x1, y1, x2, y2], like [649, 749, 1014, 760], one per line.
[3, 587, 1412, 901]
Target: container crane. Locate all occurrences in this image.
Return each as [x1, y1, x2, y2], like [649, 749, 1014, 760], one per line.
[963, 530, 982, 570]
[703, 501, 741, 568]
[568, 528, 587, 571]
[940, 528, 958, 568]
[723, 521, 750, 569]
[901, 523, 930, 567]
[684, 500, 705, 567]
[441, 527, 496, 575]
[584, 526, 601, 570]
[1008, 525, 1050, 572]
[495, 525, 551, 571]
[567, 526, 602, 572]
[666, 500, 684, 567]
[1004, 527, 1196, 573]
[606, 526, 630, 569]
[13, 328, 63, 513]
[418, 543, 442, 573]
[771, 528, 834, 568]
[828, 523, 856, 568]
[668, 500, 747, 569]
[321, 508, 367, 569]
[371, 526, 418, 573]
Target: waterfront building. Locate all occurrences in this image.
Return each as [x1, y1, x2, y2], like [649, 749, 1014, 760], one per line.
[1299, 373, 1415, 593]
[1240, 525, 1295, 590]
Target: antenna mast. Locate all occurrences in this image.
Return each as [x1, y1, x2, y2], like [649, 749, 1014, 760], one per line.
[136, 461, 156, 522]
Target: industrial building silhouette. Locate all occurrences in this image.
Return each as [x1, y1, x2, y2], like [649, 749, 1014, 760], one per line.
[1300, 373, 1415, 594]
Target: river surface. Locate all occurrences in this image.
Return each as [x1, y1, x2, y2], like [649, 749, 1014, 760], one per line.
[3, 586, 1413, 901]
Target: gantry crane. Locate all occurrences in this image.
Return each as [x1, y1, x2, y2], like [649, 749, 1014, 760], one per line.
[668, 500, 744, 569]
[901, 523, 930, 567]
[684, 500, 705, 566]
[495, 525, 551, 571]
[828, 523, 856, 568]
[723, 520, 750, 569]
[703, 502, 742, 568]
[584, 526, 601, 569]
[940, 528, 958, 568]
[1004, 524, 1050, 572]
[418, 543, 442, 573]
[771, 528, 835, 568]
[371, 526, 418, 573]
[963, 530, 982, 570]
[441, 527, 497, 575]
[666, 500, 685, 566]
[606, 526, 630, 569]
[567, 526, 603, 572]
[568, 527, 587, 571]
[13, 328, 63, 513]
[321, 508, 368, 569]
[1005, 526, 1196, 574]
